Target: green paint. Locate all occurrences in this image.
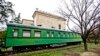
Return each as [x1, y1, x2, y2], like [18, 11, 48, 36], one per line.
[3, 23, 82, 47]
[31, 30, 34, 37]
[54, 31, 58, 38]
[6, 26, 13, 37]
[5, 38, 82, 47]
[18, 28, 23, 37]
[41, 30, 47, 38]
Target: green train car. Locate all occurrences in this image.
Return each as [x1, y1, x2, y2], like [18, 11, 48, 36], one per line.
[0, 23, 82, 51]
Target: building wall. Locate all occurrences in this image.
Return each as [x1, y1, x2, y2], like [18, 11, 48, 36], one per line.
[22, 19, 34, 25]
[33, 12, 66, 30]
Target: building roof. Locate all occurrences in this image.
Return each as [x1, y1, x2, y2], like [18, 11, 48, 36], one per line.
[7, 23, 69, 32]
[32, 10, 66, 21]
[22, 19, 34, 22]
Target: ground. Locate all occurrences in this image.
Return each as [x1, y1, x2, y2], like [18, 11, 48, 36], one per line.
[81, 52, 98, 56]
[65, 47, 100, 56]
[9, 43, 100, 56]
[65, 44, 100, 56]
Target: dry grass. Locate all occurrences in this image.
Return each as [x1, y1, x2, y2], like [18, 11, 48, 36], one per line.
[11, 43, 100, 56]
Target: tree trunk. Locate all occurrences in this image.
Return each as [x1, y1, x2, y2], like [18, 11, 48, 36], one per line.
[83, 38, 88, 51]
[94, 37, 97, 44]
[94, 35, 99, 45]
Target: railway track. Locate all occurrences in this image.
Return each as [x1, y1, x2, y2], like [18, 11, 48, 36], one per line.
[0, 45, 81, 56]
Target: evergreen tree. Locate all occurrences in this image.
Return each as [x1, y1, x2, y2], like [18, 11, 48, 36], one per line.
[14, 13, 21, 23]
[0, 0, 15, 22]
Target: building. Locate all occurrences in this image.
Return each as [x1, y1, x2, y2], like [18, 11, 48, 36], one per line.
[22, 19, 34, 25]
[32, 10, 66, 30]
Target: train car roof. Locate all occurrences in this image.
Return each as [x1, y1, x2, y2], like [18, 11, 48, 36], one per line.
[7, 23, 70, 32]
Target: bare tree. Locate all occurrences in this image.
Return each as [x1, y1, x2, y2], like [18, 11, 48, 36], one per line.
[58, 0, 100, 51]
[92, 22, 100, 44]
[72, 26, 81, 33]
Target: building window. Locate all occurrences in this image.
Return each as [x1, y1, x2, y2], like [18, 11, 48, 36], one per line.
[23, 30, 31, 37]
[13, 29, 18, 37]
[59, 24, 61, 29]
[51, 26, 55, 29]
[37, 25, 42, 26]
[34, 31, 41, 37]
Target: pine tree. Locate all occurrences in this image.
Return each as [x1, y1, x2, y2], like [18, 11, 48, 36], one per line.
[14, 13, 21, 23]
[0, 0, 15, 22]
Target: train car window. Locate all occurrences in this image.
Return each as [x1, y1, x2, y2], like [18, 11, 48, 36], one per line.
[73, 33, 75, 38]
[72, 33, 74, 38]
[60, 32, 63, 38]
[76, 34, 78, 38]
[34, 31, 41, 37]
[74, 33, 76, 38]
[75, 33, 77, 38]
[23, 30, 31, 37]
[71, 33, 73, 38]
[74, 33, 75, 38]
[58, 32, 60, 37]
[77, 34, 80, 38]
[68, 33, 70, 38]
[69, 33, 71, 38]
[65, 33, 68, 38]
[63, 33, 65, 37]
[47, 32, 49, 37]
[51, 32, 54, 37]
[13, 29, 18, 37]
[75, 34, 77, 38]
[66, 33, 68, 38]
